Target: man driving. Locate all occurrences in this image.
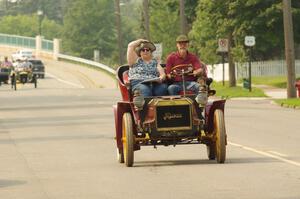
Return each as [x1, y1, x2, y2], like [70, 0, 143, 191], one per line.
[166, 35, 207, 95]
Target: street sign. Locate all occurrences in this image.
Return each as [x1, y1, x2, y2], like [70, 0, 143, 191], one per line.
[153, 43, 162, 60]
[245, 36, 255, 47]
[217, 39, 229, 52]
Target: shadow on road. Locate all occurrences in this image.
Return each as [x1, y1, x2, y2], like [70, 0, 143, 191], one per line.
[0, 179, 27, 188]
[134, 157, 277, 167]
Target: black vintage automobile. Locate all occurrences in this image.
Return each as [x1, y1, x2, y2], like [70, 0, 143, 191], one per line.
[113, 64, 227, 167]
[0, 67, 11, 85]
[28, 59, 45, 78]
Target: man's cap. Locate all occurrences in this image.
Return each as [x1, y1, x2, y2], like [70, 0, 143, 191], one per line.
[135, 41, 156, 56]
[176, 34, 189, 42]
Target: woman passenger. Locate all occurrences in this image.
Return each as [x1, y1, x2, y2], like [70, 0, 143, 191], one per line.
[127, 39, 168, 97]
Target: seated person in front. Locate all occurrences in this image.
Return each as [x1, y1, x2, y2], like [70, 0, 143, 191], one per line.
[127, 39, 168, 97]
[166, 35, 207, 95]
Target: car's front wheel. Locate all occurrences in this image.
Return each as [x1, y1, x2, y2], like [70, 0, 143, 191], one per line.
[122, 113, 134, 167]
[213, 109, 226, 163]
[117, 148, 124, 163]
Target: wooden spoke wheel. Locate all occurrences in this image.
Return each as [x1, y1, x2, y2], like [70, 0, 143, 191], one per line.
[213, 109, 226, 163]
[122, 113, 134, 167]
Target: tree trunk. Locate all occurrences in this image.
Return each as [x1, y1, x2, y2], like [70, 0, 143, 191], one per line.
[179, 0, 187, 35]
[143, 0, 150, 40]
[283, 0, 296, 98]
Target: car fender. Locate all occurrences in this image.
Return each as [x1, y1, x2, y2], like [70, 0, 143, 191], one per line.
[205, 99, 226, 134]
[113, 102, 132, 149]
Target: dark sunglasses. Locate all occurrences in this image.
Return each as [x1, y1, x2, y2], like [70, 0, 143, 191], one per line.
[141, 48, 150, 52]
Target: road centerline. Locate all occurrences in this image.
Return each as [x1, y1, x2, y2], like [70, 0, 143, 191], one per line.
[229, 142, 300, 167]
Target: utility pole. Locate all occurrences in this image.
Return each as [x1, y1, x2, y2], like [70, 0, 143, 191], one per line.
[143, 0, 150, 40]
[115, 0, 124, 65]
[179, 0, 187, 34]
[283, 0, 296, 98]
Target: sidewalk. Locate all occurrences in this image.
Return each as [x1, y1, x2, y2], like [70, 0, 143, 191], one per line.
[254, 84, 287, 99]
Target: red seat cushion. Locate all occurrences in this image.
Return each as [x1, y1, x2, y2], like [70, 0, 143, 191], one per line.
[122, 71, 130, 86]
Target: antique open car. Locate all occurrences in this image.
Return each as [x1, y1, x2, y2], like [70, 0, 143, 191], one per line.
[10, 65, 37, 90]
[113, 64, 227, 167]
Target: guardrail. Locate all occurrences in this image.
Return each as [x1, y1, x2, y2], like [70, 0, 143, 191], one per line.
[58, 54, 116, 75]
[0, 33, 36, 49]
[42, 39, 54, 52]
[0, 33, 116, 75]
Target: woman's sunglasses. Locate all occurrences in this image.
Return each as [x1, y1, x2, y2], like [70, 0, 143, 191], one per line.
[141, 48, 150, 52]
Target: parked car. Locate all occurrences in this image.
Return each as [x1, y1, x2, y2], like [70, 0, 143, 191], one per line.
[11, 49, 34, 62]
[28, 59, 45, 78]
[114, 64, 227, 167]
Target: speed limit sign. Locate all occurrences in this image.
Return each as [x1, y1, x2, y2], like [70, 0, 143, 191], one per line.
[217, 39, 229, 52]
[245, 36, 255, 47]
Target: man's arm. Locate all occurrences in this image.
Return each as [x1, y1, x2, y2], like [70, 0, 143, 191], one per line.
[165, 53, 173, 79]
[191, 55, 206, 77]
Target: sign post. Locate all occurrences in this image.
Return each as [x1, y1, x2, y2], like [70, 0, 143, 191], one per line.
[153, 43, 162, 61]
[217, 39, 229, 86]
[244, 36, 255, 92]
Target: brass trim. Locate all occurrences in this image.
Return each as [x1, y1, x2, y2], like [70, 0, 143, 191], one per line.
[154, 98, 193, 131]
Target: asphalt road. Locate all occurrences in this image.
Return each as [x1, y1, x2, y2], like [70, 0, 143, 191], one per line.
[0, 59, 300, 199]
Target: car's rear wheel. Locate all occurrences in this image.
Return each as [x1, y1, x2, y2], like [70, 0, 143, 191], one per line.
[33, 75, 37, 88]
[206, 143, 216, 160]
[11, 74, 17, 90]
[122, 113, 134, 167]
[213, 109, 226, 163]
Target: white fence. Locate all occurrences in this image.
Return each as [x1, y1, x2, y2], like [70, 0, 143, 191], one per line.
[207, 60, 300, 81]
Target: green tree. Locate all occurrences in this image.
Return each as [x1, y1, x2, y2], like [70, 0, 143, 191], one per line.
[62, 0, 116, 60]
[190, 0, 300, 86]
[0, 0, 67, 23]
[149, 0, 180, 60]
[0, 14, 62, 39]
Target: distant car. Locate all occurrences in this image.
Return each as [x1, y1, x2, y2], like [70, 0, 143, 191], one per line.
[0, 67, 11, 85]
[11, 49, 34, 62]
[28, 59, 45, 78]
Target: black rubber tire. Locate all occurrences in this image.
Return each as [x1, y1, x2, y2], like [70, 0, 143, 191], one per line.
[213, 109, 226, 163]
[122, 113, 134, 167]
[206, 143, 216, 160]
[11, 74, 17, 90]
[117, 148, 124, 163]
[34, 75, 37, 88]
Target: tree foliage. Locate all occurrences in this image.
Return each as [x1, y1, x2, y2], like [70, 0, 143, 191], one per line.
[190, 0, 300, 63]
[0, 14, 62, 39]
[0, 0, 67, 23]
[62, 0, 117, 60]
[1, 0, 300, 67]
